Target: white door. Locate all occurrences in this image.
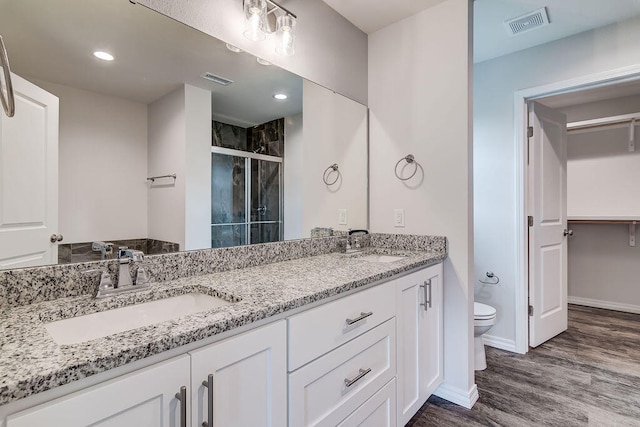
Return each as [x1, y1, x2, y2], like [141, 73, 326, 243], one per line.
[528, 101, 568, 347]
[0, 72, 58, 269]
[6, 356, 190, 427]
[190, 320, 287, 427]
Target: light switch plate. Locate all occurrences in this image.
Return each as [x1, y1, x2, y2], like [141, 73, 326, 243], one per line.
[394, 209, 405, 227]
[339, 209, 348, 225]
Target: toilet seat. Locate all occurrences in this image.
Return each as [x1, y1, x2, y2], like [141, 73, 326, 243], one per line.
[474, 302, 496, 320]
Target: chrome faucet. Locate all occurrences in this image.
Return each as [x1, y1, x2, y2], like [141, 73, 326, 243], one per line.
[345, 229, 369, 253]
[87, 248, 151, 298]
[91, 241, 114, 260]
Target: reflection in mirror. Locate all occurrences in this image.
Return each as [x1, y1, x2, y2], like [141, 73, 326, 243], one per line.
[0, 0, 367, 270]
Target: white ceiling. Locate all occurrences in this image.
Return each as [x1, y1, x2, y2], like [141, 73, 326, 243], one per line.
[323, 0, 640, 64]
[0, 0, 303, 127]
[322, 0, 447, 34]
[474, 0, 640, 63]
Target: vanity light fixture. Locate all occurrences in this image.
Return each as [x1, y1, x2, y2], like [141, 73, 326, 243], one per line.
[256, 57, 272, 65]
[225, 43, 243, 53]
[243, 0, 267, 41]
[93, 51, 114, 61]
[242, 0, 297, 56]
[273, 93, 287, 100]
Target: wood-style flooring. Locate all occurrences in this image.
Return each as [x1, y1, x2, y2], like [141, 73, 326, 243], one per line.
[407, 305, 640, 426]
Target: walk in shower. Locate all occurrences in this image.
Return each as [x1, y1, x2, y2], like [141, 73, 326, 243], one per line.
[211, 119, 283, 248]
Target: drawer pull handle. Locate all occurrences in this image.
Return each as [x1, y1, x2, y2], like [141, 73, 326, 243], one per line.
[344, 367, 372, 387]
[175, 386, 187, 427]
[420, 279, 432, 311]
[346, 311, 373, 325]
[202, 374, 214, 427]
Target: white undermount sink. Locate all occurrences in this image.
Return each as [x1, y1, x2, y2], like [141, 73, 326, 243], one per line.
[45, 293, 233, 345]
[357, 254, 407, 263]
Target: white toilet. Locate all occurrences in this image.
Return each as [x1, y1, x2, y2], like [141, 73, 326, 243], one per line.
[474, 302, 497, 371]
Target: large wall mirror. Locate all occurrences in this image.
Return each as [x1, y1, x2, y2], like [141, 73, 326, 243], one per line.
[0, 0, 368, 269]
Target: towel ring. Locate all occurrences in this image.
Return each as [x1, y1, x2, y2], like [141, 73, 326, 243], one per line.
[394, 154, 418, 181]
[0, 36, 15, 118]
[478, 271, 500, 285]
[323, 163, 340, 185]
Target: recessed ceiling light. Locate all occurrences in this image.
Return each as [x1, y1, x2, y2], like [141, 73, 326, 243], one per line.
[273, 93, 287, 100]
[226, 43, 243, 53]
[93, 51, 114, 61]
[256, 57, 272, 66]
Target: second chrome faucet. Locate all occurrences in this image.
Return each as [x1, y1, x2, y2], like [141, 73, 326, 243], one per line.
[93, 248, 151, 298]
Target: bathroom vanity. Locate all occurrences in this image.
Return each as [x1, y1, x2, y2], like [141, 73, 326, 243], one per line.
[0, 234, 446, 426]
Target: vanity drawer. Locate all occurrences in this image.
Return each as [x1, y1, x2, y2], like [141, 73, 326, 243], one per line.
[288, 318, 396, 427]
[288, 281, 395, 370]
[337, 378, 396, 427]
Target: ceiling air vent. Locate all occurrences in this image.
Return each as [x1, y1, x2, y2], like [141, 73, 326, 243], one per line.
[504, 7, 550, 36]
[201, 72, 233, 86]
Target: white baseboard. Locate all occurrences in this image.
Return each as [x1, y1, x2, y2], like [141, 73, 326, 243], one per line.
[482, 334, 518, 353]
[568, 296, 640, 315]
[434, 382, 479, 409]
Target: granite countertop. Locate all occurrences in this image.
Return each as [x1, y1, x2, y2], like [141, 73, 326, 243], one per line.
[0, 246, 445, 406]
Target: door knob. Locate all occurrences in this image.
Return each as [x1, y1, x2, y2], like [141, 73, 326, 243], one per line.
[50, 233, 64, 243]
[563, 229, 573, 237]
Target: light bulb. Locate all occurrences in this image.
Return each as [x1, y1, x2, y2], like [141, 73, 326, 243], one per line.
[275, 15, 296, 56]
[243, 0, 266, 41]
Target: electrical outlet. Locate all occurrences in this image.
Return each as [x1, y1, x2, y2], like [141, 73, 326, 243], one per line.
[394, 209, 405, 227]
[339, 209, 348, 225]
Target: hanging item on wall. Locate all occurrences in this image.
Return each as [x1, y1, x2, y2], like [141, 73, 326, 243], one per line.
[242, 0, 297, 56]
[394, 154, 419, 181]
[323, 163, 340, 186]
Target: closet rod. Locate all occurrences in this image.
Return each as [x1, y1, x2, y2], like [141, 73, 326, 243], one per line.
[567, 112, 640, 132]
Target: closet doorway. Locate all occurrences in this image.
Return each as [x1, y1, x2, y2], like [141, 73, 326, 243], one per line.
[514, 67, 640, 353]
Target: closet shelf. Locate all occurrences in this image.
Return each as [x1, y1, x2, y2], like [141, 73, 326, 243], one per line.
[568, 217, 638, 246]
[568, 216, 640, 224]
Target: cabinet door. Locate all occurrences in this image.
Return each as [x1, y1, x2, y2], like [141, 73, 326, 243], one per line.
[6, 356, 190, 427]
[190, 320, 287, 427]
[396, 264, 443, 425]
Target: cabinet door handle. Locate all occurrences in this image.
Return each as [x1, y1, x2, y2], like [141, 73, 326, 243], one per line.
[344, 367, 372, 387]
[346, 311, 373, 325]
[420, 279, 432, 311]
[202, 374, 214, 427]
[175, 386, 187, 427]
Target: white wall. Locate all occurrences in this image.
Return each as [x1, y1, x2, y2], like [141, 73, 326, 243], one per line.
[302, 81, 368, 236]
[474, 16, 640, 349]
[36, 80, 148, 244]
[136, 0, 368, 105]
[568, 224, 640, 312]
[148, 87, 186, 248]
[567, 126, 640, 218]
[184, 85, 212, 251]
[284, 113, 304, 240]
[148, 84, 212, 250]
[369, 0, 475, 407]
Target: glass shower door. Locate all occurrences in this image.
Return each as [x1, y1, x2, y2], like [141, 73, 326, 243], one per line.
[211, 150, 283, 248]
[250, 159, 282, 244]
[211, 153, 247, 248]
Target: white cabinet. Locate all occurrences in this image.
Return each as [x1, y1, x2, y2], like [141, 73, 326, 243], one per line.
[6, 356, 190, 427]
[289, 319, 396, 426]
[190, 320, 287, 427]
[288, 281, 396, 370]
[396, 263, 443, 426]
